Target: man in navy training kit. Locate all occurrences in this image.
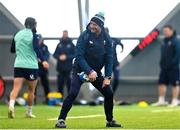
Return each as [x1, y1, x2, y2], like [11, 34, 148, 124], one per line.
[55, 12, 122, 128]
[53, 30, 75, 96]
[105, 27, 124, 94]
[37, 34, 50, 104]
[153, 25, 180, 107]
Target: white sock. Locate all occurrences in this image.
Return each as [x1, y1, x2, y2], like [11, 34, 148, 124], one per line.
[9, 100, 15, 109]
[172, 98, 178, 104]
[27, 106, 32, 114]
[158, 96, 165, 103]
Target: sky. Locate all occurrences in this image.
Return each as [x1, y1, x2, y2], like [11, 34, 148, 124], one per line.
[0, 0, 179, 61]
[89, 0, 179, 37]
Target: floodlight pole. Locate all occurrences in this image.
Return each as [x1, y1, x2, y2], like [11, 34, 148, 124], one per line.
[78, 0, 89, 33]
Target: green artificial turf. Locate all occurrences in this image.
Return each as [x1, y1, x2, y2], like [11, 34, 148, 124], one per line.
[0, 104, 180, 129]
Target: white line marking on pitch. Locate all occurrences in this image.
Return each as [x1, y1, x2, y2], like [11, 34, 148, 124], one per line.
[0, 116, 7, 119]
[152, 109, 179, 113]
[48, 114, 104, 121]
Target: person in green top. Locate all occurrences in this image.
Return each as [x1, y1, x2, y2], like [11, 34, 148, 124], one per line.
[8, 17, 49, 118]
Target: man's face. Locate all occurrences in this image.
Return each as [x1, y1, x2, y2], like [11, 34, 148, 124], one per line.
[163, 27, 173, 38]
[89, 21, 101, 34]
[62, 31, 68, 39]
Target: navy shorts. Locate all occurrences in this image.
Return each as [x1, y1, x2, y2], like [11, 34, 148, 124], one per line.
[159, 68, 180, 86]
[14, 68, 38, 81]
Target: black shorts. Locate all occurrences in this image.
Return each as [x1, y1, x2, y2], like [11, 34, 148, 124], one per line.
[14, 68, 38, 81]
[159, 68, 180, 86]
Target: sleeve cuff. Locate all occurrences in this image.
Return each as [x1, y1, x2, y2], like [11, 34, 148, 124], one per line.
[87, 69, 94, 75]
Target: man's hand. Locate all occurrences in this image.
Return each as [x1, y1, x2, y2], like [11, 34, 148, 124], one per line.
[88, 70, 97, 82]
[59, 54, 67, 61]
[42, 61, 49, 69]
[102, 78, 111, 88]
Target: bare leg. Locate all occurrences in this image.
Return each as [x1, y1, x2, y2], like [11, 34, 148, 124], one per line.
[26, 80, 37, 118]
[27, 80, 37, 106]
[172, 86, 179, 99]
[152, 84, 168, 106]
[8, 78, 24, 118]
[158, 84, 167, 103]
[9, 78, 24, 101]
[170, 86, 180, 107]
[158, 84, 167, 98]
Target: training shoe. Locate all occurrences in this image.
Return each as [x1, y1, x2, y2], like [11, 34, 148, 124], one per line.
[26, 113, 36, 118]
[151, 101, 168, 106]
[168, 100, 180, 107]
[55, 119, 67, 128]
[106, 120, 122, 127]
[8, 107, 15, 119]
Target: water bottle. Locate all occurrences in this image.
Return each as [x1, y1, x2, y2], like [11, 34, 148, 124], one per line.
[78, 72, 89, 82]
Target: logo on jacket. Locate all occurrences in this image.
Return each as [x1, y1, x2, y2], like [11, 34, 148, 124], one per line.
[104, 40, 106, 45]
[168, 41, 172, 46]
[67, 44, 71, 48]
[112, 41, 115, 47]
[89, 41, 94, 45]
[58, 44, 62, 48]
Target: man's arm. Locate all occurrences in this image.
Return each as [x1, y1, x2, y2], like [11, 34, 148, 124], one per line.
[67, 41, 75, 60]
[53, 43, 60, 59]
[104, 33, 113, 77]
[115, 38, 124, 52]
[33, 33, 49, 69]
[10, 38, 16, 53]
[33, 33, 45, 62]
[76, 32, 93, 74]
[10, 33, 18, 53]
[172, 39, 180, 66]
[44, 45, 50, 61]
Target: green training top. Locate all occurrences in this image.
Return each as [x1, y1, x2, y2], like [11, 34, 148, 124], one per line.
[14, 28, 38, 69]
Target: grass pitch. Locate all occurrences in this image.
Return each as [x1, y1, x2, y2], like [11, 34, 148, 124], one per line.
[0, 104, 180, 129]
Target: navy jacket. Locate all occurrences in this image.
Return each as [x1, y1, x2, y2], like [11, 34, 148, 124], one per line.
[38, 43, 50, 75]
[53, 38, 75, 72]
[74, 29, 113, 77]
[39, 43, 50, 61]
[112, 38, 123, 66]
[160, 32, 180, 70]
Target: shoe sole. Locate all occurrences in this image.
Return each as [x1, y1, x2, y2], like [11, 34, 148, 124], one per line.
[106, 124, 122, 128]
[106, 126, 122, 128]
[55, 125, 66, 128]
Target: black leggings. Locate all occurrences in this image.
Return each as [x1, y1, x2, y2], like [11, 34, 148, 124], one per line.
[58, 72, 114, 121]
[57, 72, 71, 94]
